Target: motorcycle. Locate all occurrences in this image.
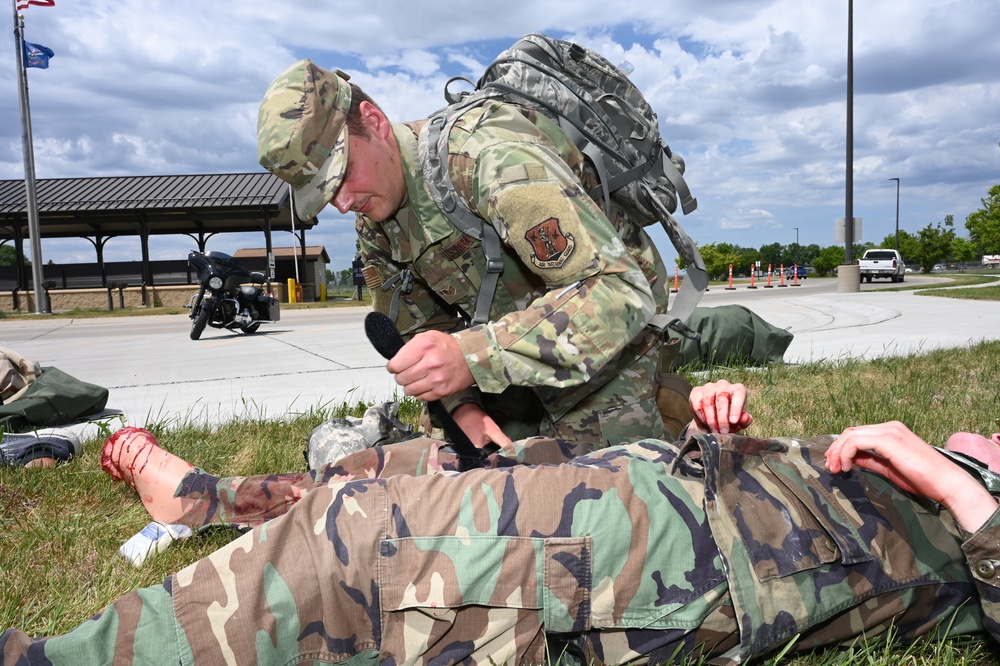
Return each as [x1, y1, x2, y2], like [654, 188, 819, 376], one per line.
[186, 251, 280, 340]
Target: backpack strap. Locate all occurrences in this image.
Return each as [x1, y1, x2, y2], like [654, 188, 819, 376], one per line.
[639, 181, 709, 329]
[420, 104, 504, 326]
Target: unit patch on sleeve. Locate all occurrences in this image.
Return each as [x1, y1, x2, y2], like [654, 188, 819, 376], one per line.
[525, 217, 575, 269]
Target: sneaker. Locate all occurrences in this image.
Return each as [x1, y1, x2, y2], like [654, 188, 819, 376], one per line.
[0, 429, 82, 467]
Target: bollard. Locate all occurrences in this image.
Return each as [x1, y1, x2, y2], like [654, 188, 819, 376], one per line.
[778, 264, 788, 287]
[764, 263, 774, 288]
[725, 264, 736, 290]
[287, 278, 297, 304]
[748, 270, 757, 289]
[671, 265, 679, 293]
[792, 264, 801, 287]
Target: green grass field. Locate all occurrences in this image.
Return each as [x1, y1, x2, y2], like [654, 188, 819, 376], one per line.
[2, 278, 1000, 664]
[4, 343, 1000, 664]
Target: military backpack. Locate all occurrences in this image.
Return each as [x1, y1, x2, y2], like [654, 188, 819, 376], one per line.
[418, 32, 709, 333]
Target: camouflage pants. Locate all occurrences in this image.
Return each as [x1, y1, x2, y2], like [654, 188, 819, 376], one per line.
[3, 434, 985, 665]
[4, 437, 740, 665]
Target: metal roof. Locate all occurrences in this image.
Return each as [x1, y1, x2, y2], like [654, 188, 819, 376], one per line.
[235, 246, 331, 262]
[0, 172, 313, 239]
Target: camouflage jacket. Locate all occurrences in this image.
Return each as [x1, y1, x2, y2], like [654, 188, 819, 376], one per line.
[356, 102, 671, 422]
[6, 433, 1000, 666]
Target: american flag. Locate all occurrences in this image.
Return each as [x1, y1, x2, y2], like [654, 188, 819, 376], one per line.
[16, 0, 56, 9]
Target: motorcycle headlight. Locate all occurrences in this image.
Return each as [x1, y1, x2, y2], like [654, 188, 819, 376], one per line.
[208, 276, 224, 290]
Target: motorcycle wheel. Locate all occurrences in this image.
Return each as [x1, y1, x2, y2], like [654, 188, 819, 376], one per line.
[190, 306, 211, 340]
[241, 322, 261, 334]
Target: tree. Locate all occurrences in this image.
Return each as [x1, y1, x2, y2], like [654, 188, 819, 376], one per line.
[740, 247, 761, 276]
[758, 242, 783, 270]
[811, 245, 845, 277]
[801, 244, 822, 264]
[965, 184, 1000, 256]
[0, 245, 28, 267]
[879, 230, 919, 266]
[696, 243, 742, 281]
[781, 244, 801, 268]
[952, 236, 977, 270]
[912, 215, 957, 273]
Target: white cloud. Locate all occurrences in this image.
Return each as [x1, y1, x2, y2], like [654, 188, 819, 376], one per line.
[2, 0, 998, 273]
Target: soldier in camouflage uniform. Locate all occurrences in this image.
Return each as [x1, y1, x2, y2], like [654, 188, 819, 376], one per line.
[257, 59, 674, 450]
[5, 416, 1000, 664]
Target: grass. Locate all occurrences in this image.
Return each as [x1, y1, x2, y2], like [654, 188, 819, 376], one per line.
[872, 272, 999, 293]
[4, 344, 1000, 663]
[919, 284, 1000, 301]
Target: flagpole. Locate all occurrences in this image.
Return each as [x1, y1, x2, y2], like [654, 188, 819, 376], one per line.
[12, 0, 48, 313]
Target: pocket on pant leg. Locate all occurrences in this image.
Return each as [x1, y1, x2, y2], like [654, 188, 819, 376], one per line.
[377, 535, 592, 664]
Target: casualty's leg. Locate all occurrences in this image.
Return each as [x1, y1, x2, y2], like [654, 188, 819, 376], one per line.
[102, 427, 196, 524]
[166, 443, 726, 664]
[0, 579, 180, 665]
[2, 439, 728, 665]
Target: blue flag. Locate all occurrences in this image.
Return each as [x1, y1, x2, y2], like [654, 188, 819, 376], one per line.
[24, 41, 54, 69]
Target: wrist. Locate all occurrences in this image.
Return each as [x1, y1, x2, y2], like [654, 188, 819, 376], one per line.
[943, 482, 999, 533]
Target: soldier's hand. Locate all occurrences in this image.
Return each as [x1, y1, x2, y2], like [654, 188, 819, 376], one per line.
[826, 421, 999, 533]
[386, 331, 475, 402]
[689, 380, 752, 435]
[452, 403, 513, 449]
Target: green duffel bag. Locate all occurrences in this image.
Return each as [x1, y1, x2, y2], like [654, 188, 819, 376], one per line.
[0, 367, 109, 433]
[672, 305, 793, 368]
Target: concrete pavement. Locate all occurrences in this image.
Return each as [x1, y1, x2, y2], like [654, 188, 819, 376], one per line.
[2, 275, 997, 441]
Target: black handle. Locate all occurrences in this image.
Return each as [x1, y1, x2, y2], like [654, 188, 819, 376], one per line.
[364, 312, 484, 470]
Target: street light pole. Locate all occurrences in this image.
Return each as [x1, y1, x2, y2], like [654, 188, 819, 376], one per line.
[793, 227, 799, 265]
[888, 177, 900, 251]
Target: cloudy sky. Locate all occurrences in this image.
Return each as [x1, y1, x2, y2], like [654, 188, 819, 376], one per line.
[2, 0, 998, 273]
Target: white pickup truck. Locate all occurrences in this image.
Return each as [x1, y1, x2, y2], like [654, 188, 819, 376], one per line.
[859, 249, 905, 283]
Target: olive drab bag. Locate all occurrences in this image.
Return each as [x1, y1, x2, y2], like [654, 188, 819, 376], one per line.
[0, 346, 109, 432]
[0, 367, 109, 433]
[418, 32, 709, 333]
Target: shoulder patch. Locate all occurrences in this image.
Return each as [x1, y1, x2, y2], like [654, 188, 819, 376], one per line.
[525, 217, 576, 268]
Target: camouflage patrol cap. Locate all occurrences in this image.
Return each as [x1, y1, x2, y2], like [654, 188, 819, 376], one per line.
[257, 60, 352, 220]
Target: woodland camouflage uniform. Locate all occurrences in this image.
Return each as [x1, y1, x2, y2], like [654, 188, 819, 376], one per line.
[5, 432, 1000, 665]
